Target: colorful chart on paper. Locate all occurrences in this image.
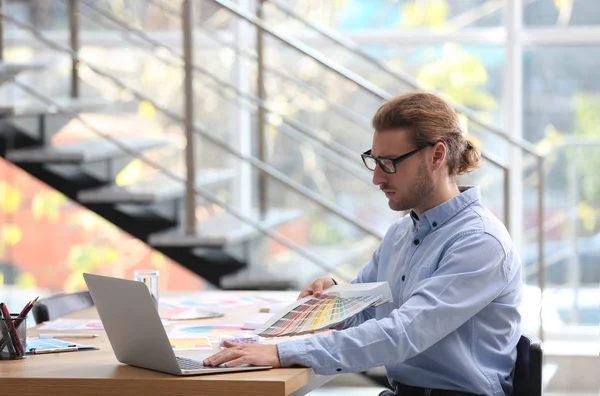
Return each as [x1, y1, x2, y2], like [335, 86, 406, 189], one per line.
[160, 294, 289, 309]
[169, 338, 212, 351]
[168, 325, 243, 341]
[160, 307, 224, 320]
[257, 294, 382, 337]
[27, 338, 96, 352]
[38, 319, 105, 331]
[38, 318, 171, 330]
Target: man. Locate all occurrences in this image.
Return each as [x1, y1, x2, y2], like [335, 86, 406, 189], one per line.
[204, 93, 522, 396]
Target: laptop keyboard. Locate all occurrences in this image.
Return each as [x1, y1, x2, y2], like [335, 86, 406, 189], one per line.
[176, 356, 210, 370]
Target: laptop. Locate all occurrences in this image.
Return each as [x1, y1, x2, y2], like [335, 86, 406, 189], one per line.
[83, 273, 272, 375]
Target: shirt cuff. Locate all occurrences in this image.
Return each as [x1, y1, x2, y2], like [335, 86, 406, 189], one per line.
[276, 339, 310, 367]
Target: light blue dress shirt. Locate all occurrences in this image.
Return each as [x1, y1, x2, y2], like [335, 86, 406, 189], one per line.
[277, 186, 522, 396]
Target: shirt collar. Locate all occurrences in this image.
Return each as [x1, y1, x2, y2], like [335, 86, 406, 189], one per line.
[420, 186, 480, 230]
[409, 210, 420, 226]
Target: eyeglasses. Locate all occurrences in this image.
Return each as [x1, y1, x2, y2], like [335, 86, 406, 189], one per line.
[361, 145, 430, 174]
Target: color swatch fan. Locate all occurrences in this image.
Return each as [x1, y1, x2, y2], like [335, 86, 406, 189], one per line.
[255, 282, 392, 337]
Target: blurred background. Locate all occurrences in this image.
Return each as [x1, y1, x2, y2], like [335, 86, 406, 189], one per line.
[0, 0, 597, 394]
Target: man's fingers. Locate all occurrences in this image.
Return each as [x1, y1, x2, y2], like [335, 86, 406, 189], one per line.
[298, 286, 314, 299]
[204, 349, 241, 366]
[312, 282, 324, 297]
[224, 356, 250, 368]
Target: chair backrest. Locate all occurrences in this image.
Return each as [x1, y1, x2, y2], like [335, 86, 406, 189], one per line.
[32, 291, 95, 324]
[512, 334, 543, 396]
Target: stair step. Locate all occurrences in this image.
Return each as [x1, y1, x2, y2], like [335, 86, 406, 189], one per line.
[148, 208, 303, 248]
[77, 168, 236, 204]
[9, 96, 113, 117]
[6, 136, 171, 164]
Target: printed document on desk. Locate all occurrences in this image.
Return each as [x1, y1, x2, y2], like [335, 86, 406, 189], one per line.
[39, 318, 171, 330]
[255, 282, 392, 337]
[27, 337, 98, 354]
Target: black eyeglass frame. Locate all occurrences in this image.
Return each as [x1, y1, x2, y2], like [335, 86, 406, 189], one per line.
[361, 145, 432, 174]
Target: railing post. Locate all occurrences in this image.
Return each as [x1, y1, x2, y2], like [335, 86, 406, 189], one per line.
[182, 0, 196, 236]
[68, 0, 79, 98]
[504, 167, 510, 233]
[0, 0, 4, 61]
[504, 0, 523, 254]
[256, 0, 267, 219]
[232, 0, 254, 218]
[537, 156, 545, 341]
[567, 145, 580, 325]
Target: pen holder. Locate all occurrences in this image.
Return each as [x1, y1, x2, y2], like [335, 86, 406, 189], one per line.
[0, 314, 27, 360]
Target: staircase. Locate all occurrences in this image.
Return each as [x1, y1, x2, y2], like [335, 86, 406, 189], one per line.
[0, 0, 544, 292]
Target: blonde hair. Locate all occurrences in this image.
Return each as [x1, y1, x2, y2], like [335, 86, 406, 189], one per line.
[372, 92, 481, 176]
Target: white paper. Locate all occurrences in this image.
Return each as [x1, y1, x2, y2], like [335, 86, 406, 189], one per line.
[39, 318, 171, 330]
[242, 313, 274, 330]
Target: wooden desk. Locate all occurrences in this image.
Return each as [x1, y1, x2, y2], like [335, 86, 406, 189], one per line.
[1, 291, 332, 396]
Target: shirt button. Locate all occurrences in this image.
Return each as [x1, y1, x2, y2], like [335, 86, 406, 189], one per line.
[401, 275, 405, 281]
[413, 239, 420, 245]
[432, 221, 438, 227]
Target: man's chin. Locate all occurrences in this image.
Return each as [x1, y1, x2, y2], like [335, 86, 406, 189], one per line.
[387, 200, 407, 212]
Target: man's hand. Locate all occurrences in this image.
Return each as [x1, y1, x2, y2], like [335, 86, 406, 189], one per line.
[298, 276, 336, 299]
[203, 341, 281, 368]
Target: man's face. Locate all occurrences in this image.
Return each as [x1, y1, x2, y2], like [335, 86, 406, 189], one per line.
[370, 129, 434, 212]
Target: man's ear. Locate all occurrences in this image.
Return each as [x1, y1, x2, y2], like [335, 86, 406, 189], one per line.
[431, 142, 446, 171]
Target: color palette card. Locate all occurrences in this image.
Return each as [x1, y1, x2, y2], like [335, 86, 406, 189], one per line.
[255, 282, 392, 337]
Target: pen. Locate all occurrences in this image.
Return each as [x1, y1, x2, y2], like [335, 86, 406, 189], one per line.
[15, 296, 39, 328]
[0, 303, 25, 357]
[0, 314, 16, 358]
[28, 346, 78, 354]
[38, 333, 99, 339]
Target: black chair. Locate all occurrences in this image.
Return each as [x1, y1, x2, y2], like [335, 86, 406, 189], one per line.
[378, 334, 543, 396]
[512, 334, 543, 396]
[32, 291, 95, 324]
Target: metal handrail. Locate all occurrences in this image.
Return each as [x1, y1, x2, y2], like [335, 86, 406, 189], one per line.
[144, 0, 373, 134]
[76, 0, 373, 185]
[0, 11, 384, 241]
[210, 0, 542, 157]
[13, 80, 349, 281]
[207, 0, 390, 97]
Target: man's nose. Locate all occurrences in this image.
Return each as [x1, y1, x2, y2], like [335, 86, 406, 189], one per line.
[372, 164, 387, 186]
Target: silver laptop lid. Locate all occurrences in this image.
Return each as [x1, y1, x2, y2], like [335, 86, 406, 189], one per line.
[83, 273, 182, 375]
